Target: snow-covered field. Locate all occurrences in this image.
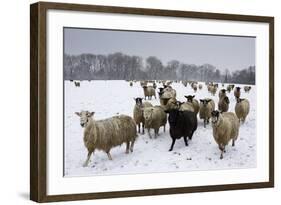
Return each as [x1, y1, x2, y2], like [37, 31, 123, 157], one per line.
[64, 80, 256, 177]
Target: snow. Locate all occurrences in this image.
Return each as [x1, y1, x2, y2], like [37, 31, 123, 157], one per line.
[64, 80, 256, 177]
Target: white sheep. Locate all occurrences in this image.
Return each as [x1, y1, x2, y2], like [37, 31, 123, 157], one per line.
[199, 98, 215, 128]
[184, 95, 199, 114]
[142, 85, 156, 100]
[218, 96, 230, 112]
[211, 110, 240, 159]
[133, 98, 153, 134]
[75, 111, 137, 167]
[143, 106, 167, 138]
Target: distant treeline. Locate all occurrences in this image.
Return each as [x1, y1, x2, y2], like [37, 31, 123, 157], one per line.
[64, 52, 255, 84]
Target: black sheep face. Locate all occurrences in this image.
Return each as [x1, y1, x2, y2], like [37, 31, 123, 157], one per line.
[185, 95, 195, 103]
[134, 97, 143, 106]
[221, 89, 226, 93]
[200, 99, 212, 106]
[236, 87, 241, 91]
[211, 110, 220, 124]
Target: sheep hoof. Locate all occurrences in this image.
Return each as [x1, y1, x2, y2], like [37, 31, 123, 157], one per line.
[125, 150, 129, 154]
[220, 155, 223, 159]
[83, 162, 88, 167]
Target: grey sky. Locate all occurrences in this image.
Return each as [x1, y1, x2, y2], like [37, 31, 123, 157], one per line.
[64, 27, 255, 71]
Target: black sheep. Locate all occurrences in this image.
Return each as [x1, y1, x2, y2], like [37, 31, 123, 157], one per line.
[166, 109, 197, 151]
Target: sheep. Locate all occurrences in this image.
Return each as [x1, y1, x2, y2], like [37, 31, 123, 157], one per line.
[159, 87, 177, 106]
[211, 110, 240, 159]
[165, 109, 197, 151]
[235, 98, 250, 123]
[184, 95, 199, 114]
[140, 81, 148, 87]
[162, 86, 176, 98]
[143, 106, 167, 138]
[234, 87, 241, 98]
[142, 85, 156, 100]
[74, 81, 80, 87]
[219, 89, 227, 99]
[153, 82, 157, 89]
[177, 101, 195, 112]
[218, 96, 230, 112]
[192, 84, 198, 92]
[129, 81, 133, 87]
[244, 86, 252, 93]
[182, 81, 188, 87]
[210, 85, 217, 96]
[199, 98, 215, 128]
[198, 84, 203, 90]
[226, 85, 232, 93]
[75, 111, 137, 167]
[133, 98, 153, 134]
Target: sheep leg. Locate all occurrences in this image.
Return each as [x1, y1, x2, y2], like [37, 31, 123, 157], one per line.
[203, 119, 206, 128]
[148, 128, 152, 139]
[169, 139, 176, 151]
[154, 128, 159, 138]
[163, 125, 166, 132]
[83, 150, 94, 167]
[130, 139, 135, 152]
[137, 123, 141, 133]
[183, 136, 189, 146]
[220, 151, 224, 159]
[232, 139, 235, 147]
[106, 152, 113, 160]
[142, 123, 145, 134]
[125, 141, 130, 154]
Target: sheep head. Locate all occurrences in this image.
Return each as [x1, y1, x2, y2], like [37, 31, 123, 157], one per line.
[143, 107, 154, 122]
[134, 97, 143, 106]
[185, 95, 195, 103]
[75, 111, 94, 128]
[200, 99, 212, 107]
[211, 110, 221, 125]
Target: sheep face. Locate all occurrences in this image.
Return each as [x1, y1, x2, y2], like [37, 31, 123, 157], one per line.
[134, 97, 143, 106]
[185, 95, 195, 103]
[200, 99, 212, 107]
[221, 89, 226, 94]
[211, 110, 221, 125]
[75, 111, 94, 128]
[236, 87, 241, 91]
[143, 108, 154, 122]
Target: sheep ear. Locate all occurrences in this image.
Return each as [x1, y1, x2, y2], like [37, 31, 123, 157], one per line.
[75, 112, 81, 117]
[200, 99, 204, 102]
[192, 95, 195, 98]
[87, 112, 94, 117]
[133, 98, 136, 101]
[184, 96, 188, 98]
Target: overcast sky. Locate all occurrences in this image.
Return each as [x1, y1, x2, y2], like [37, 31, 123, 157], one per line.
[64, 27, 255, 71]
